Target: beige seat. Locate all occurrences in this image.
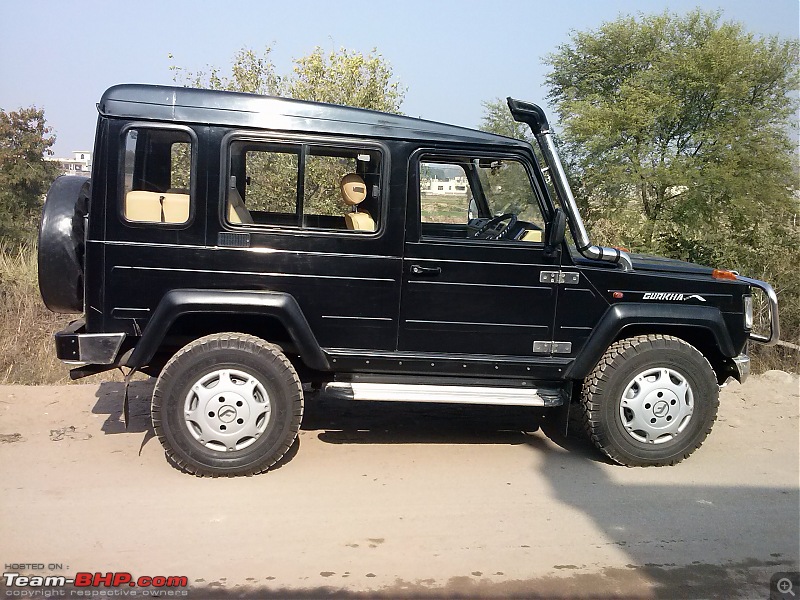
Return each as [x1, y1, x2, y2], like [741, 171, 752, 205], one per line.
[520, 229, 542, 242]
[161, 192, 190, 223]
[340, 173, 375, 232]
[124, 191, 162, 222]
[228, 186, 254, 224]
[124, 190, 190, 223]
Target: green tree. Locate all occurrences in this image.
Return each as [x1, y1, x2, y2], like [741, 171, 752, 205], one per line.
[480, 99, 534, 143]
[544, 10, 799, 257]
[543, 9, 800, 359]
[170, 45, 405, 112]
[288, 47, 404, 114]
[169, 47, 283, 96]
[0, 107, 60, 241]
[170, 45, 405, 217]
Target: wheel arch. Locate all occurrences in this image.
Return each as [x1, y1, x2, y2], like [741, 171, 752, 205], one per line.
[124, 289, 330, 373]
[566, 304, 737, 383]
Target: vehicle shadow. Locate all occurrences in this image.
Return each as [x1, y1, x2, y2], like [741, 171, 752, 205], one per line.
[528, 425, 799, 598]
[91, 383, 608, 461]
[302, 390, 572, 448]
[303, 392, 798, 596]
[92, 379, 156, 436]
[91, 382, 589, 453]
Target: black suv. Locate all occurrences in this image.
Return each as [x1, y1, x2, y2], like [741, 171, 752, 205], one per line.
[38, 85, 779, 476]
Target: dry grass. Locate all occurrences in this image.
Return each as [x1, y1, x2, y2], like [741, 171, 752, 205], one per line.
[0, 242, 78, 384]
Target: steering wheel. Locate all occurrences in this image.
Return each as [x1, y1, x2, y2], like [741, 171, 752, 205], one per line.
[474, 213, 518, 240]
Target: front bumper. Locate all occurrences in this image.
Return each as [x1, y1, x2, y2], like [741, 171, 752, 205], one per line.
[55, 319, 126, 365]
[736, 275, 780, 345]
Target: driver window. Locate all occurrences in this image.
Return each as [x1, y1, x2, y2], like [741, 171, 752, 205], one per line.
[418, 155, 545, 242]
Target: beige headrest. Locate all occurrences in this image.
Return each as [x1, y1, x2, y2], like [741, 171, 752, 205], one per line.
[341, 173, 367, 206]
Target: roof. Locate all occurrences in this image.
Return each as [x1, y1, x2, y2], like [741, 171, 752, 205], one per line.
[99, 84, 529, 147]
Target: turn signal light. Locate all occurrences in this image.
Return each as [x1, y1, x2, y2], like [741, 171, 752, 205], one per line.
[712, 269, 738, 280]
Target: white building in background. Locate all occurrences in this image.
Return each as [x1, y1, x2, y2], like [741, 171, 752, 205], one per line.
[48, 151, 92, 176]
[420, 176, 469, 195]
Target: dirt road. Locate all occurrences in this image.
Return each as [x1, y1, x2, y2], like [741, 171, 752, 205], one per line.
[1, 371, 798, 598]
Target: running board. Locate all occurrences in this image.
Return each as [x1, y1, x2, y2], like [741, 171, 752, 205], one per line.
[324, 382, 563, 407]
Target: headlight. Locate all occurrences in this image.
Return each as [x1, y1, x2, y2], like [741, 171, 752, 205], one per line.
[743, 295, 753, 330]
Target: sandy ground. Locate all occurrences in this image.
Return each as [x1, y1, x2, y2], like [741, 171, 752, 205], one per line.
[0, 371, 798, 599]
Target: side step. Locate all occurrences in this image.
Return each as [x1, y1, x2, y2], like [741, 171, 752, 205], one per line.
[324, 382, 564, 407]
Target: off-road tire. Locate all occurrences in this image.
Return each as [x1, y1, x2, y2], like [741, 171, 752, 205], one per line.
[152, 333, 303, 477]
[578, 334, 719, 467]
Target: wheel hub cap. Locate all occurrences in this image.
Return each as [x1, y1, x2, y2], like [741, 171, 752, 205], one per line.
[217, 404, 237, 423]
[183, 369, 271, 452]
[619, 367, 694, 444]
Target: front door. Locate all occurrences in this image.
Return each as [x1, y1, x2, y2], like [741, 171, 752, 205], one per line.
[398, 150, 561, 363]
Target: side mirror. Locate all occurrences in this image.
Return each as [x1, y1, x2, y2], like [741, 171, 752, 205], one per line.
[468, 197, 478, 220]
[544, 208, 566, 258]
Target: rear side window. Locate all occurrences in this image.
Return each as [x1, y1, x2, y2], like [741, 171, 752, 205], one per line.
[121, 128, 193, 225]
[226, 140, 382, 232]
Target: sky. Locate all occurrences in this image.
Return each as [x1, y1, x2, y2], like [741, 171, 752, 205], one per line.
[1, 0, 797, 158]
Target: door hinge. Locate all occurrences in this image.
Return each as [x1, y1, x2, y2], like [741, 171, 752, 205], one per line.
[533, 341, 573, 354]
[540, 271, 580, 285]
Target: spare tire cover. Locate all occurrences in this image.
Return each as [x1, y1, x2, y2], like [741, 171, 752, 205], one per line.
[38, 175, 90, 313]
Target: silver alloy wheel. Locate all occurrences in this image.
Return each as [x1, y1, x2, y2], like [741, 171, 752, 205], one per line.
[183, 368, 271, 452]
[618, 367, 694, 444]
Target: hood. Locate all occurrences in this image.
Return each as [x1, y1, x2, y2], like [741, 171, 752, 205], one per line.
[628, 253, 715, 276]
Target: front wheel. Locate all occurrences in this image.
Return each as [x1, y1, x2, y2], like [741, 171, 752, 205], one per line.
[579, 334, 719, 466]
[152, 333, 303, 476]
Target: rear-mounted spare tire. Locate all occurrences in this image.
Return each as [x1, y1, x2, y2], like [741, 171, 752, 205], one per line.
[38, 175, 90, 313]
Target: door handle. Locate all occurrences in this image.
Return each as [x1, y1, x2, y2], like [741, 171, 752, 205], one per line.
[410, 264, 441, 276]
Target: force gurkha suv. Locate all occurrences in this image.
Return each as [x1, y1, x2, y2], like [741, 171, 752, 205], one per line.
[38, 85, 779, 476]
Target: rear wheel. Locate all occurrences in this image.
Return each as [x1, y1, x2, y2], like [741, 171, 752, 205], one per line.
[152, 333, 303, 476]
[579, 334, 719, 466]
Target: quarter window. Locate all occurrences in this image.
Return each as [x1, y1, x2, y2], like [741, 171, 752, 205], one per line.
[121, 128, 193, 225]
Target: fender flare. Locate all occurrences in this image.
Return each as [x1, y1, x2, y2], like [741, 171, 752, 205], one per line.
[565, 303, 736, 380]
[124, 289, 329, 371]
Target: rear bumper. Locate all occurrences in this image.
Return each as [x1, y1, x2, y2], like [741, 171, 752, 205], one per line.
[55, 319, 126, 365]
